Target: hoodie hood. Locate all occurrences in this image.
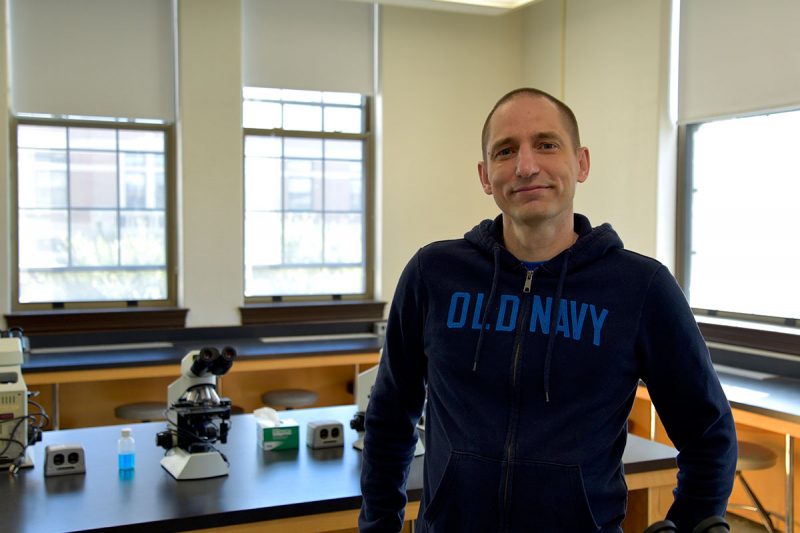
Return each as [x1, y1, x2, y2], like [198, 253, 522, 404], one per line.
[463, 213, 624, 400]
[464, 213, 624, 273]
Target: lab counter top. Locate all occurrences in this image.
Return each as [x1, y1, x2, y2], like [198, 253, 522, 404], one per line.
[0, 405, 678, 533]
[22, 335, 382, 374]
[714, 365, 800, 426]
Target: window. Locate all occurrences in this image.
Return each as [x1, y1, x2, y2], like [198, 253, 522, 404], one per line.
[681, 109, 800, 324]
[243, 88, 371, 299]
[12, 118, 174, 307]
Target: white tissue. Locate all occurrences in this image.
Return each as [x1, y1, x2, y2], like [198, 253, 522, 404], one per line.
[253, 406, 280, 427]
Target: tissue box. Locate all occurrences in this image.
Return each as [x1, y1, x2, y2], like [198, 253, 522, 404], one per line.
[256, 418, 300, 451]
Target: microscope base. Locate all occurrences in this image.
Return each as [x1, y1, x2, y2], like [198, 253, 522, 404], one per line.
[160, 447, 228, 480]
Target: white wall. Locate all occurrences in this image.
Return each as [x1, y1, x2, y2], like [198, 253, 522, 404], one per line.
[378, 6, 521, 304]
[563, 0, 670, 259]
[0, 1, 10, 327]
[177, 0, 244, 327]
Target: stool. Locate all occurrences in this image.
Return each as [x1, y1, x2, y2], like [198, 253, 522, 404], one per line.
[261, 389, 318, 410]
[730, 441, 779, 532]
[114, 401, 166, 422]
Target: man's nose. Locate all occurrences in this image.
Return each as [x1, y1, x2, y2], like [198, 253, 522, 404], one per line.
[515, 145, 540, 177]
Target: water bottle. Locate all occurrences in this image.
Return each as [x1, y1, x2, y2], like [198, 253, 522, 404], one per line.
[118, 428, 135, 471]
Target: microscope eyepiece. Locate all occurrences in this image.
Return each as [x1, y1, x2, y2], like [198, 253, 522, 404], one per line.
[211, 346, 236, 375]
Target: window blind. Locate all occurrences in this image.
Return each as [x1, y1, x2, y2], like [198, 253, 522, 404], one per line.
[8, 0, 176, 121]
[242, 0, 374, 95]
[678, 0, 800, 124]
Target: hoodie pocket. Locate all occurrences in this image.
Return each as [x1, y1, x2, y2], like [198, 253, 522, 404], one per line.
[422, 451, 502, 531]
[508, 460, 600, 532]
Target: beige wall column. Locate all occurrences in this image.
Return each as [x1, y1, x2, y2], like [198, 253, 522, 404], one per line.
[0, 0, 10, 328]
[177, 0, 244, 326]
[535, 0, 669, 259]
[378, 6, 521, 304]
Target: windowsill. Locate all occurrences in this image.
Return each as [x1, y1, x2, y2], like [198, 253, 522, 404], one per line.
[696, 315, 800, 356]
[240, 299, 386, 326]
[5, 307, 188, 336]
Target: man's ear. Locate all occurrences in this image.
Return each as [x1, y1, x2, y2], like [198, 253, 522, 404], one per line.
[478, 160, 492, 195]
[577, 147, 590, 183]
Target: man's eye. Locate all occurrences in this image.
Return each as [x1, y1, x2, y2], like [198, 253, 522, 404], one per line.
[539, 142, 558, 151]
[495, 147, 513, 158]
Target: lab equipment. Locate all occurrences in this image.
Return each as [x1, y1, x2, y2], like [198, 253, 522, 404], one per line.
[0, 329, 43, 470]
[349, 364, 424, 456]
[156, 346, 236, 480]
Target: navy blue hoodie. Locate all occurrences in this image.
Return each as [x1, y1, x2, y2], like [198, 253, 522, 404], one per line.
[360, 214, 736, 532]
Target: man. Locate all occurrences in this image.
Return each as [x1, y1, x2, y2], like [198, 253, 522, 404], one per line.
[359, 88, 737, 532]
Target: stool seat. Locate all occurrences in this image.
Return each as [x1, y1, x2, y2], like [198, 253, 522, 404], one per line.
[737, 441, 777, 471]
[730, 440, 780, 533]
[261, 388, 318, 409]
[115, 401, 166, 422]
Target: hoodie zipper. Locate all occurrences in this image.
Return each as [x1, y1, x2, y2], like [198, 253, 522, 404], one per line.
[500, 268, 535, 531]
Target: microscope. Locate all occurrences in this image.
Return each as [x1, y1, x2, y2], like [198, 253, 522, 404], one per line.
[156, 346, 236, 480]
[0, 328, 42, 470]
[349, 364, 424, 456]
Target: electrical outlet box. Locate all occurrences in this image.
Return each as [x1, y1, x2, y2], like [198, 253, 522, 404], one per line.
[45, 444, 86, 477]
[306, 420, 344, 449]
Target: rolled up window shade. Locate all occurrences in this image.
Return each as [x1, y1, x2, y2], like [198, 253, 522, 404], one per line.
[8, 0, 176, 121]
[242, 0, 374, 95]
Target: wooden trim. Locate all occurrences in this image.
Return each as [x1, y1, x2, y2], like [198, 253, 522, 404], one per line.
[698, 321, 800, 356]
[240, 300, 385, 326]
[189, 503, 420, 533]
[5, 307, 188, 335]
[625, 468, 679, 491]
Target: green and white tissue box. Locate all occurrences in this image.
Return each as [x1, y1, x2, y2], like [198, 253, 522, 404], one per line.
[254, 408, 299, 451]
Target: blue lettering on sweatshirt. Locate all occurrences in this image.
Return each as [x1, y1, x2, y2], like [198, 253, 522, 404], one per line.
[447, 291, 609, 346]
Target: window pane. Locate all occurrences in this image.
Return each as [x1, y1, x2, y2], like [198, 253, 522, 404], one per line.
[243, 100, 282, 129]
[283, 104, 322, 131]
[688, 110, 800, 319]
[284, 212, 322, 264]
[70, 210, 118, 266]
[324, 160, 363, 212]
[18, 210, 68, 268]
[281, 89, 322, 103]
[245, 157, 282, 211]
[120, 153, 164, 209]
[245, 135, 282, 158]
[69, 151, 117, 208]
[284, 138, 322, 159]
[245, 211, 282, 267]
[284, 159, 322, 211]
[241, 88, 369, 298]
[15, 122, 170, 305]
[322, 92, 362, 105]
[19, 269, 167, 303]
[325, 139, 362, 160]
[120, 211, 165, 265]
[324, 106, 363, 134]
[17, 149, 68, 208]
[244, 87, 282, 101]
[69, 127, 116, 150]
[119, 129, 165, 152]
[325, 213, 363, 264]
[17, 125, 66, 149]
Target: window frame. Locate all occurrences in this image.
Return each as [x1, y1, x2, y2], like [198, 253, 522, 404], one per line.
[677, 117, 800, 354]
[242, 93, 375, 304]
[9, 116, 179, 311]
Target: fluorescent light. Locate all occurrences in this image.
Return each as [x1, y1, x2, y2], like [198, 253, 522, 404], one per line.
[358, 0, 543, 15]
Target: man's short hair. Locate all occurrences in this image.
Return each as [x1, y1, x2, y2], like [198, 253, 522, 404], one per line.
[481, 88, 581, 160]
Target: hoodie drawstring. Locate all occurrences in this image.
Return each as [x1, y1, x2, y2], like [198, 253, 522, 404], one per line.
[542, 250, 571, 403]
[472, 245, 501, 372]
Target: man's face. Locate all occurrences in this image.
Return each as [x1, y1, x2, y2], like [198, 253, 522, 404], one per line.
[477, 95, 589, 229]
